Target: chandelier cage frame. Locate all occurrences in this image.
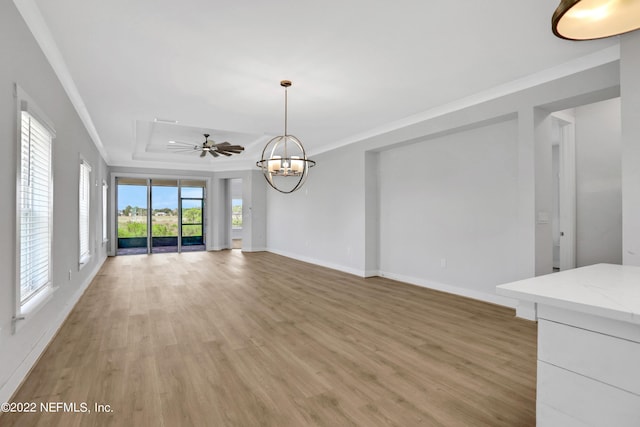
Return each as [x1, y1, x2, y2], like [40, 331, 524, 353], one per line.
[256, 80, 316, 194]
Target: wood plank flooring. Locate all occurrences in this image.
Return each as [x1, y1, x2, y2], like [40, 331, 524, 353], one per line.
[1, 251, 537, 426]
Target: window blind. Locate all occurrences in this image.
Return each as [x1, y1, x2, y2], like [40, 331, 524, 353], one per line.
[79, 161, 91, 263]
[19, 111, 53, 305]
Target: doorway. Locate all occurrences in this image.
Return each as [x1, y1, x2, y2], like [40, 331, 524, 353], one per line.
[550, 113, 576, 271]
[230, 178, 243, 250]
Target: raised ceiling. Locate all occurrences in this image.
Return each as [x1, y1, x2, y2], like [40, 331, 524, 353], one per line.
[22, 0, 617, 171]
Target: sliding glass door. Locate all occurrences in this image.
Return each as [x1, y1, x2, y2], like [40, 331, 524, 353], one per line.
[116, 178, 206, 255]
[151, 180, 179, 254]
[180, 180, 206, 252]
[116, 178, 148, 255]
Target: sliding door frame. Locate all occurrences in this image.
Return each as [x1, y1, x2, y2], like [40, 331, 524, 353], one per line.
[110, 173, 209, 256]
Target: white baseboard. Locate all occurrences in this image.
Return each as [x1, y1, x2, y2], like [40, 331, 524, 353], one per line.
[241, 247, 267, 253]
[267, 248, 365, 277]
[377, 270, 518, 308]
[264, 250, 520, 310]
[363, 269, 380, 278]
[0, 256, 106, 404]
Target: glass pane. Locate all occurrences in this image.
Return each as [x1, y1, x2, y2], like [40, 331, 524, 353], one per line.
[117, 182, 148, 254]
[152, 182, 178, 253]
[181, 199, 202, 224]
[181, 198, 203, 248]
[232, 198, 242, 228]
[182, 225, 202, 237]
[181, 186, 203, 198]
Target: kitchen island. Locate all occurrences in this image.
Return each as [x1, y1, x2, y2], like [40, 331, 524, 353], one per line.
[497, 263, 640, 426]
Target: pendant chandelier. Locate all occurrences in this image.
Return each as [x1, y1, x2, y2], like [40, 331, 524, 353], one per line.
[256, 80, 316, 194]
[552, 0, 640, 40]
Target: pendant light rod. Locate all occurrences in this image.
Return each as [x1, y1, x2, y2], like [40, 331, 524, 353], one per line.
[281, 80, 291, 135]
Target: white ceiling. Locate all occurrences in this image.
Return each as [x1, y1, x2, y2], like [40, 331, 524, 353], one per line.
[24, 0, 617, 172]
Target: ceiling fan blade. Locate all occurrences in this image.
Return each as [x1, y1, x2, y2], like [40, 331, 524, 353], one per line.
[209, 150, 219, 158]
[167, 142, 200, 150]
[200, 150, 206, 158]
[216, 151, 232, 156]
[213, 144, 244, 150]
[168, 147, 200, 153]
[170, 141, 199, 148]
[218, 150, 243, 154]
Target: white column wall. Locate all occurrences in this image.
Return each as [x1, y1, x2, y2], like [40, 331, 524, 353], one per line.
[575, 98, 622, 266]
[621, 32, 640, 265]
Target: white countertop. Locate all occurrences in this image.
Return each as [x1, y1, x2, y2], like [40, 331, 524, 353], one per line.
[497, 264, 640, 325]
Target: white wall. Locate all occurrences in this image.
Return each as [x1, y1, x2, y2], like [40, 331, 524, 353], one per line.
[265, 60, 620, 310]
[534, 110, 554, 276]
[378, 119, 520, 304]
[0, 0, 109, 403]
[621, 32, 640, 266]
[575, 98, 622, 266]
[266, 144, 366, 275]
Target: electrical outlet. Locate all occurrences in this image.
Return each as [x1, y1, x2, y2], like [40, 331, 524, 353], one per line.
[68, 270, 72, 281]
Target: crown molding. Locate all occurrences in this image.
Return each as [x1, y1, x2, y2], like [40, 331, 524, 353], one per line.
[13, 0, 110, 163]
[313, 44, 621, 157]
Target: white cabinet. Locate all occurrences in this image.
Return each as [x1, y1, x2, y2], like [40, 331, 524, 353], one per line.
[497, 264, 640, 427]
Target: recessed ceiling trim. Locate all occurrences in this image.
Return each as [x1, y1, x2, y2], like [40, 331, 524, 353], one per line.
[13, 0, 110, 163]
[154, 118, 179, 124]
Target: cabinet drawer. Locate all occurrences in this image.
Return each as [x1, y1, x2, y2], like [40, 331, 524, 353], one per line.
[537, 361, 640, 427]
[538, 319, 640, 395]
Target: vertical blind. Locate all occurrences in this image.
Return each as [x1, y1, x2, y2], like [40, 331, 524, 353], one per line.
[79, 161, 91, 263]
[19, 111, 53, 305]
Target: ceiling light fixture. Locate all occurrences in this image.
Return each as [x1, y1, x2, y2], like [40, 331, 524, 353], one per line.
[257, 80, 316, 194]
[552, 0, 640, 40]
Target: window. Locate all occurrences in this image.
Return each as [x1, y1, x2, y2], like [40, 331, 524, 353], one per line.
[79, 160, 92, 266]
[232, 199, 242, 228]
[17, 105, 54, 308]
[102, 180, 108, 243]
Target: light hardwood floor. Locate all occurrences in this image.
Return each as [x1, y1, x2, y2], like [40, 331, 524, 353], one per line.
[1, 251, 536, 426]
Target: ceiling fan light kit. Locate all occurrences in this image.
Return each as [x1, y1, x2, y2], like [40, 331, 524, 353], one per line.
[552, 0, 640, 40]
[257, 80, 316, 194]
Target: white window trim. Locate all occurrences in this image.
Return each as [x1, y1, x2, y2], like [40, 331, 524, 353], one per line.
[14, 84, 57, 330]
[102, 180, 109, 244]
[79, 158, 92, 268]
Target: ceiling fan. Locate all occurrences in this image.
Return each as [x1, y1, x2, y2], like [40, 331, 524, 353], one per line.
[168, 133, 245, 158]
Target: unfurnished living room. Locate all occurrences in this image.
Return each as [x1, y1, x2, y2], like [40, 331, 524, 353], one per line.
[1, 1, 639, 426]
